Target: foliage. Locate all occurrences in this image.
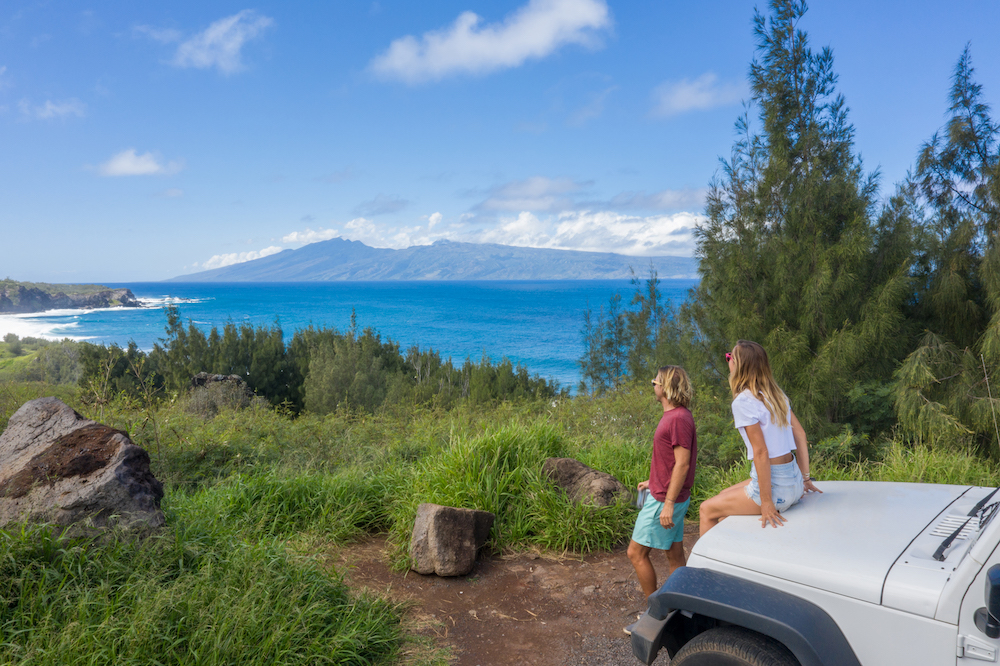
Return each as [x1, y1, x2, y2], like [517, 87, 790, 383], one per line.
[0, 338, 82, 385]
[138, 306, 564, 415]
[675, 0, 915, 437]
[4, 376, 1000, 663]
[579, 267, 684, 393]
[577, 0, 918, 441]
[0, 520, 400, 666]
[895, 46, 1000, 452]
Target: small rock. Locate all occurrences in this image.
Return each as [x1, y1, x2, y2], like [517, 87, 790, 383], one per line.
[410, 503, 495, 577]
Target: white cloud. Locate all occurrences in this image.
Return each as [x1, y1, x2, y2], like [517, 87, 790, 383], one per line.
[19, 98, 86, 119]
[297, 208, 700, 257]
[427, 212, 443, 229]
[173, 10, 273, 74]
[282, 227, 339, 244]
[477, 176, 584, 212]
[478, 210, 701, 256]
[370, 0, 610, 84]
[159, 188, 184, 198]
[605, 188, 707, 211]
[98, 149, 183, 176]
[133, 24, 182, 43]
[202, 245, 282, 269]
[651, 72, 745, 117]
[0, 66, 9, 90]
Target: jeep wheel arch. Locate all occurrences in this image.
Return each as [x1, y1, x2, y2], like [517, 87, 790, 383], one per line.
[636, 567, 861, 666]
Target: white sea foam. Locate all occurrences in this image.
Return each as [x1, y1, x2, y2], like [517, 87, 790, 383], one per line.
[0, 314, 88, 341]
[140, 295, 210, 307]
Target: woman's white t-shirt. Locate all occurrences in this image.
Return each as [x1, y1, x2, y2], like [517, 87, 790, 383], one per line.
[731, 389, 796, 460]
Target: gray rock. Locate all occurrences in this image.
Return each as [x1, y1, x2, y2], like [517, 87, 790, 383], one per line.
[542, 457, 629, 507]
[410, 503, 494, 577]
[191, 372, 250, 391]
[0, 397, 164, 530]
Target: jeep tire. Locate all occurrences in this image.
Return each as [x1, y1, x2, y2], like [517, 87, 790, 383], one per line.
[671, 626, 800, 666]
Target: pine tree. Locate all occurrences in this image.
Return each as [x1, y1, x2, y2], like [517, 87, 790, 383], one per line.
[894, 46, 1000, 449]
[678, 0, 914, 433]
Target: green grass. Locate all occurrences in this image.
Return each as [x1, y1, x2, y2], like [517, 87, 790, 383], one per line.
[2, 378, 1000, 664]
[0, 521, 400, 665]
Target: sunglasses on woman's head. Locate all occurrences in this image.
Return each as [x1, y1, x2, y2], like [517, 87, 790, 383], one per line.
[651, 380, 662, 386]
[725, 352, 733, 362]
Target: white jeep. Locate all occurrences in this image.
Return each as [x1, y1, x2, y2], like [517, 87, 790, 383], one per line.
[631, 481, 1000, 665]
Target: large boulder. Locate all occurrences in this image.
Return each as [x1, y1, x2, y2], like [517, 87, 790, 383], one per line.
[542, 457, 628, 507]
[410, 503, 494, 577]
[0, 397, 164, 530]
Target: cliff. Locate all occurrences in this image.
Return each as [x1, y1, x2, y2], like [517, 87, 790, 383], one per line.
[0, 282, 141, 314]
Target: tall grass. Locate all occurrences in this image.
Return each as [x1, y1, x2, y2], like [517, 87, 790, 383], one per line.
[0, 522, 400, 665]
[174, 468, 398, 543]
[3, 378, 1000, 664]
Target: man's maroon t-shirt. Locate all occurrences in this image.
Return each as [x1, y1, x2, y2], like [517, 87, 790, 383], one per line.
[649, 405, 697, 503]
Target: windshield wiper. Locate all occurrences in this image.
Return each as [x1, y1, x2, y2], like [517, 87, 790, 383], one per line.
[933, 518, 972, 562]
[968, 488, 1000, 516]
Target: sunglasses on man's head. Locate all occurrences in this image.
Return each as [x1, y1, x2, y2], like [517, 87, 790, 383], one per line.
[725, 352, 733, 362]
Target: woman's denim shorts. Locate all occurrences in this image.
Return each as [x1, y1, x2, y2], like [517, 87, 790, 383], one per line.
[744, 460, 803, 512]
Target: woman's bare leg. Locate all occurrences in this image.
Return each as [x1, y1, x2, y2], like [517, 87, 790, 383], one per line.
[699, 480, 759, 536]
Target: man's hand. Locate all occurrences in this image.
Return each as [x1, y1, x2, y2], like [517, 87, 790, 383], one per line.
[660, 501, 675, 529]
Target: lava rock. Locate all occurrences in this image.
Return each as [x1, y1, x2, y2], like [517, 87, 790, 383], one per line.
[410, 503, 494, 577]
[542, 457, 629, 507]
[0, 397, 164, 530]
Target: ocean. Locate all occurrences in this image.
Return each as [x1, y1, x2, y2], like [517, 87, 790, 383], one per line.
[0, 280, 698, 390]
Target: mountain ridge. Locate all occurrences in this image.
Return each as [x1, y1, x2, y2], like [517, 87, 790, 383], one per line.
[169, 238, 697, 282]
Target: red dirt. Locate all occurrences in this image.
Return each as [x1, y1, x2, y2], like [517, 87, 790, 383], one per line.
[331, 524, 699, 665]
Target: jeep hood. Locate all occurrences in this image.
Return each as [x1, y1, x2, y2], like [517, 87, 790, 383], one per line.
[688, 481, 971, 605]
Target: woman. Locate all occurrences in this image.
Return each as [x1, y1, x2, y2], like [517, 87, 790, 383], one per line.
[626, 366, 697, 615]
[699, 340, 820, 535]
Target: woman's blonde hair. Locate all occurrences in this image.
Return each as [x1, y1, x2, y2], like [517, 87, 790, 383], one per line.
[728, 340, 789, 427]
[656, 365, 693, 408]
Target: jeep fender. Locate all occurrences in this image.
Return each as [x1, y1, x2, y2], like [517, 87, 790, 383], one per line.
[632, 566, 861, 666]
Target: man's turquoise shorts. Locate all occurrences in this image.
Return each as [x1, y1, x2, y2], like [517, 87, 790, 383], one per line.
[631, 495, 690, 549]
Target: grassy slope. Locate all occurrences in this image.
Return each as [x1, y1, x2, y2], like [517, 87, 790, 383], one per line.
[1, 381, 997, 664]
[0, 279, 113, 297]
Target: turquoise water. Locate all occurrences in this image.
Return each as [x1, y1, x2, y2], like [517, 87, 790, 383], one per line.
[0, 280, 698, 389]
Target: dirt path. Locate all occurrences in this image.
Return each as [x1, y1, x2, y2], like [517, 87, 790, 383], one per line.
[331, 525, 699, 665]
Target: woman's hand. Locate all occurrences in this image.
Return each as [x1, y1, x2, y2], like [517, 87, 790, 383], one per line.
[637, 480, 650, 492]
[659, 502, 675, 529]
[803, 478, 822, 494]
[759, 500, 786, 528]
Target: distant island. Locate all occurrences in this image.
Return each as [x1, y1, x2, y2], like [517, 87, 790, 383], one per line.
[169, 239, 698, 282]
[0, 280, 140, 314]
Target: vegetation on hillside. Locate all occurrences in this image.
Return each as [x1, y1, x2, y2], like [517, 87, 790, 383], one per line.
[581, 0, 1000, 456]
[0, 279, 116, 297]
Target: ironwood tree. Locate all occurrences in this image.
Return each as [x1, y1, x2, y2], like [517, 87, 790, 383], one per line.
[894, 46, 1000, 450]
[670, 0, 916, 434]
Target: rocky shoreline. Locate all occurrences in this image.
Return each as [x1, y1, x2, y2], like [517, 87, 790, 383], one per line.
[0, 283, 141, 314]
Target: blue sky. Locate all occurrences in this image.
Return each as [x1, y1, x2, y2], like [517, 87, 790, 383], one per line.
[2, 0, 998, 282]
